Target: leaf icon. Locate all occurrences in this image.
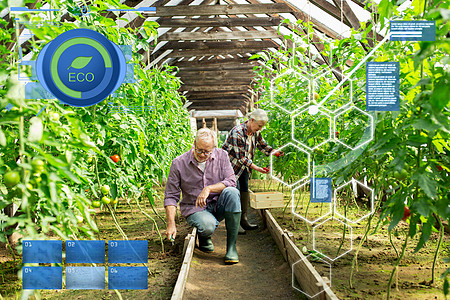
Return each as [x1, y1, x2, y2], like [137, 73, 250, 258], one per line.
[67, 56, 92, 70]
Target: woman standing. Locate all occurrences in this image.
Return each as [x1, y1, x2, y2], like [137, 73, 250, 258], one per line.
[222, 109, 282, 232]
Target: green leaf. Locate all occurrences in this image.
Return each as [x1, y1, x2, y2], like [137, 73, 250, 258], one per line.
[416, 173, 437, 199]
[67, 56, 92, 70]
[414, 218, 433, 253]
[411, 198, 431, 216]
[444, 278, 449, 296]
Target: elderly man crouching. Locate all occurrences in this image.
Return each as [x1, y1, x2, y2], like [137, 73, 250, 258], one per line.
[164, 128, 241, 264]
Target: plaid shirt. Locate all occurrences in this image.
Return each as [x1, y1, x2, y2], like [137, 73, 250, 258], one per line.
[222, 120, 274, 179]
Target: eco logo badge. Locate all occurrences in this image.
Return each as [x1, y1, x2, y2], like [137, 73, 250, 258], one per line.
[36, 29, 126, 107]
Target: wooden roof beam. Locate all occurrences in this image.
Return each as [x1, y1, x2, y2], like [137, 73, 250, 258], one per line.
[152, 3, 293, 17]
[157, 16, 285, 27]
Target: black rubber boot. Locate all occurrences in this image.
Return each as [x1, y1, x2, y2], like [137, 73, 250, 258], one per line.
[240, 191, 258, 230]
[198, 236, 214, 252]
[224, 211, 241, 264]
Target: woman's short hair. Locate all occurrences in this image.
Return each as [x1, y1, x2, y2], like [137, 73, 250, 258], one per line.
[248, 108, 268, 122]
[196, 128, 217, 146]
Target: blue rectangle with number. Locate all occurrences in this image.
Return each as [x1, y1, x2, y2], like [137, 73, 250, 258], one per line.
[65, 240, 105, 263]
[66, 267, 105, 289]
[108, 240, 148, 263]
[108, 267, 147, 289]
[23, 267, 62, 289]
[390, 21, 435, 41]
[22, 240, 62, 263]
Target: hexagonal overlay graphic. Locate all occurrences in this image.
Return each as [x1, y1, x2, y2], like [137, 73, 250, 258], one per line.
[334, 179, 374, 224]
[270, 69, 311, 114]
[292, 106, 332, 151]
[266, 106, 294, 146]
[270, 143, 310, 188]
[313, 217, 353, 261]
[312, 69, 353, 114]
[334, 105, 374, 150]
[292, 254, 332, 298]
[291, 181, 331, 224]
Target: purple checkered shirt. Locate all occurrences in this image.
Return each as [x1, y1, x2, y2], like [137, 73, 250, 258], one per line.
[164, 147, 237, 218]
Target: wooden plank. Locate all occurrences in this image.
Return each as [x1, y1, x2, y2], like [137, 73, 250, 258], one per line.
[171, 227, 197, 300]
[309, 0, 351, 27]
[263, 210, 339, 300]
[174, 57, 254, 67]
[250, 199, 284, 209]
[164, 40, 277, 51]
[186, 91, 248, 98]
[168, 48, 261, 58]
[181, 78, 252, 85]
[264, 209, 288, 261]
[180, 84, 249, 92]
[158, 16, 285, 27]
[160, 30, 281, 41]
[153, 3, 293, 17]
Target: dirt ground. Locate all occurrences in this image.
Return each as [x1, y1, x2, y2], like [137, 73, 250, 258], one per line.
[0, 196, 191, 300]
[184, 209, 305, 300]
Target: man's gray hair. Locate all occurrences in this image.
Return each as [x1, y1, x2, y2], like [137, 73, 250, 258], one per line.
[248, 108, 268, 122]
[196, 128, 217, 146]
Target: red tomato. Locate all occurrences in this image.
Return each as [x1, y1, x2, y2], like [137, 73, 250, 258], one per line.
[110, 154, 120, 163]
[335, 131, 339, 138]
[274, 152, 281, 157]
[437, 165, 443, 171]
[402, 207, 411, 221]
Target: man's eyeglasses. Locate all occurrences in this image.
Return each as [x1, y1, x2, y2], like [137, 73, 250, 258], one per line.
[195, 147, 214, 156]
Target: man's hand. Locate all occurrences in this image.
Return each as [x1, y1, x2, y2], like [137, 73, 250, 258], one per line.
[166, 223, 177, 241]
[196, 186, 211, 208]
[165, 205, 177, 241]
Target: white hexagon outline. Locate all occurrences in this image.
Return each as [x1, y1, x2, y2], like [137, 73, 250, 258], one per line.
[292, 106, 332, 151]
[291, 180, 332, 225]
[311, 68, 353, 115]
[292, 254, 332, 298]
[313, 217, 353, 262]
[269, 142, 310, 188]
[333, 105, 374, 150]
[333, 178, 374, 224]
[270, 68, 311, 114]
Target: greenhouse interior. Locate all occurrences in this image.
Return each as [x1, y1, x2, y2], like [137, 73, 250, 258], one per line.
[0, 0, 449, 299]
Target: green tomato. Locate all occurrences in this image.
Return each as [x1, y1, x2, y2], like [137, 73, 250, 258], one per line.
[4, 171, 20, 188]
[87, 156, 93, 163]
[76, 215, 84, 223]
[101, 185, 110, 195]
[92, 200, 101, 208]
[393, 169, 408, 180]
[101, 196, 111, 204]
[31, 159, 45, 173]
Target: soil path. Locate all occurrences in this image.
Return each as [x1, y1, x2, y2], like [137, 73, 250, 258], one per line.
[183, 210, 304, 300]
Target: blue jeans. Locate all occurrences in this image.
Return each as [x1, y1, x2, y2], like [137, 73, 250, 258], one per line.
[186, 187, 240, 238]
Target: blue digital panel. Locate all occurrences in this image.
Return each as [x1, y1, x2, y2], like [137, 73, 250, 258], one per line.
[23, 267, 62, 289]
[65, 240, 105, 263]
[108, 267, 147, 290]
[310, 178, 332, 203]
[22, 240, 62, 263]
[108, 240, 148, 263]
[390, 21, 435, 41]
[66, 267, 105, 289]
[366, 62, 399, 111]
